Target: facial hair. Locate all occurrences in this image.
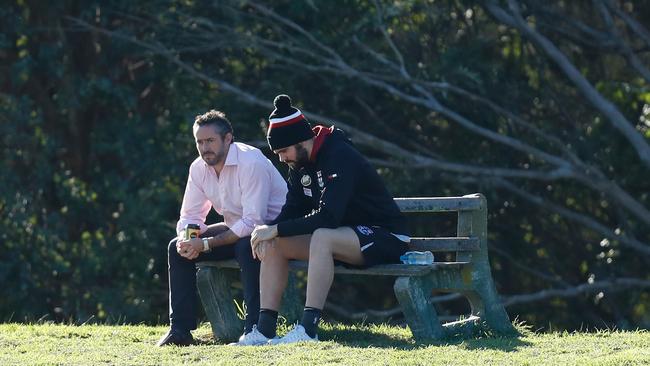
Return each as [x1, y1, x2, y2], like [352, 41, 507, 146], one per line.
[201, 146, 226, 166]
[288, 144, 310, 170]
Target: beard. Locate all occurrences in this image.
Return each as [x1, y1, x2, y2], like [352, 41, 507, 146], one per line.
[287, 144, 310, 170]
[201, 149, 226, 166]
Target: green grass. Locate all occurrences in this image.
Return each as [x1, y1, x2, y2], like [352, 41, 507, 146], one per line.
[1, 322, 649, 365]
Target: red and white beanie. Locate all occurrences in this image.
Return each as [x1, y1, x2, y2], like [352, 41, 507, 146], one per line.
[267, 94, 315, 150]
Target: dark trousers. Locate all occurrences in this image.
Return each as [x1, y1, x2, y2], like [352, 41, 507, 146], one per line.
[166, 227, 260, 333]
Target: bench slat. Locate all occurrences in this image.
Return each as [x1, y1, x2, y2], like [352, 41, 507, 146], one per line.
[409, 237, 479, 252]
[394, 196, 482, 212]
[197, 259, 469, 277]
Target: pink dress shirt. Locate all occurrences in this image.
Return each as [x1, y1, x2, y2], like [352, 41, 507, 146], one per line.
[176, 142, 287, 238]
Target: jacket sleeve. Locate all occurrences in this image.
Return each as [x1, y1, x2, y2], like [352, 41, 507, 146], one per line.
[270, 170, 310, 225]
[277, 153, 357, 237]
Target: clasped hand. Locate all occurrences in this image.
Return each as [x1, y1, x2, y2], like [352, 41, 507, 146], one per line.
[177, 238, 202, 260]
[250, 224, 278, 260]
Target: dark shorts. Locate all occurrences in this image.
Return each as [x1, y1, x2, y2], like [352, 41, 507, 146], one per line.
[350, 225, 410, 267]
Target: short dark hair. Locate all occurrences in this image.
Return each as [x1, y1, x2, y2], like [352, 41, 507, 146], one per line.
[194, 110, 234, 138]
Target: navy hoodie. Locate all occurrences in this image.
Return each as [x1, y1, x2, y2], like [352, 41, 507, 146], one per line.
[273, 126, 408, 237]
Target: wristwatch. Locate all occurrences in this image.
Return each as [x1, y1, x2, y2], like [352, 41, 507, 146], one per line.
[202, 237, 211, 253]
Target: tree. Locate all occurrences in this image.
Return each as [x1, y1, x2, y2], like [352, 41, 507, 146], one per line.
[0, 0, 237, 323]
[74, 0, 650, 329]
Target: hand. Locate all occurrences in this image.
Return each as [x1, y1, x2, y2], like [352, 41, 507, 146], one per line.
[253, 239, 275, 261]
[250, 225, 278, 257]
[177, 238, 202, 259]
[251, 225, 278, 246]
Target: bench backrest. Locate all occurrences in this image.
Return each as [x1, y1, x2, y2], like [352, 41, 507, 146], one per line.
[395, 193, 488, 263]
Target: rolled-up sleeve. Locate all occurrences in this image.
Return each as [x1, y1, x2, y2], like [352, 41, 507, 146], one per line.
[229, 161, 272, 238]
[176, 165, 212, 237]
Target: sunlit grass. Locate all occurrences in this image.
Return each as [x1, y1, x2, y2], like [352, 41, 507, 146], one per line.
[1, 322, 649, 365]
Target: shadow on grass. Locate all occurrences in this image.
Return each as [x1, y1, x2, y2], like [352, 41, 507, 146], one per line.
[318, 326, 531, 352]
[191, 321, 532, 351]
[454, 336, 531, 352]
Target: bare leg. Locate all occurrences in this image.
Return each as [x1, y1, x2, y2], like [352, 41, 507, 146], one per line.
[305, 227, 363, 309]
[259, 235, 311, 311]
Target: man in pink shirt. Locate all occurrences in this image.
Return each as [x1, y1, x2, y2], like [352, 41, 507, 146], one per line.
[156, 110, 287, 346]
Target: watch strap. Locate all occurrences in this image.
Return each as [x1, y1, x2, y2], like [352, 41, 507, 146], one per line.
[202, 237, 211, 252]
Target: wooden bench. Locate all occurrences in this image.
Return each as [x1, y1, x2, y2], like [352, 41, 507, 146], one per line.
[196, 193, 516, 342]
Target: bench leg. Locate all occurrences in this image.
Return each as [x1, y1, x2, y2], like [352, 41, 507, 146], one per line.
[464, 266, 517, 336]
[394, 276, 445, 341]
[196, 266, 242, 342]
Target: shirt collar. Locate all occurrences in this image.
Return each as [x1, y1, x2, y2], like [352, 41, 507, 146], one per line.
[223, 143, 238, 166]
[309, 125, 334, 162]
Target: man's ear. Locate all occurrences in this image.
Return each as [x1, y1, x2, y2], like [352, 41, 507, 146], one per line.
[224, 132, 234, 144]
[300, 138, 314, 152]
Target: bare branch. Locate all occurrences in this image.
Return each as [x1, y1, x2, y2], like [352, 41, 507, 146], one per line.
[246, 2, 348, 66]
[493, 178, 650, 256]
[606, 0, 650, 49]
[367, 158, 573, 180]
[430, 83, 584, 165]
[532, 5, 617, 49]
[325, 293, 462, 321]
[354, 97, 440, 159]
[352, 36, 402, 73]
[485, 0, 650, 169]
[490, 245, 570, 287]
[372, 0, 409, 78]
[63, 18, 442, 170]
[331, 64, 575, 169]
[502, 277, 650, 306]
[572, 171, 650, 226]
[240, 3, 577, 172]
[328, 276, 650, 317]
[71, 14, 650, 226]
[594, 0, 650, 83]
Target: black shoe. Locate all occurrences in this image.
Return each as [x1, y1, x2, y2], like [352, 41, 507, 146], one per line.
[156, 329, 194, 346]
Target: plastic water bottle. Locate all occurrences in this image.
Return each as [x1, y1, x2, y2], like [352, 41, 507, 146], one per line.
[400, 251, 434, 265]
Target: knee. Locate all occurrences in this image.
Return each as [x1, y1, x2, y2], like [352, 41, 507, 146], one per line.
[234, 238, 254, 261]
[260, 240, 285, 263]
[310, 229, 334, 256]
[168, 237, 182, 261]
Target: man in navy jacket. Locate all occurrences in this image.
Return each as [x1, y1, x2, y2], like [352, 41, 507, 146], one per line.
[237, 94, 410, 345]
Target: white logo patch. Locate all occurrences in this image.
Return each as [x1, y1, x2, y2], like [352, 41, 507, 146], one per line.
[303, 187, 312, 197]
[356, 226, 374, 236]
[301, 175, 312, 186]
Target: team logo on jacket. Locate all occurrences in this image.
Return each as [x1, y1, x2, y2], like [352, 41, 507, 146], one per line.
[301, 175, 312, 186]
[356, 226, 374, 236]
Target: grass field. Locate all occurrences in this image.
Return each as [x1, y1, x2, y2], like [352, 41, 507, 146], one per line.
[1, 322, 649, 365]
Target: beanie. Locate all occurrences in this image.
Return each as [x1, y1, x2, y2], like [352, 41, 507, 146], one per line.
[267, 94, 314, 150]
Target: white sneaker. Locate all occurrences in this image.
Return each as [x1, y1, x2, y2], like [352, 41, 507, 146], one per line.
[228, 326, 271, 346]
[268, 325, 318, 345]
